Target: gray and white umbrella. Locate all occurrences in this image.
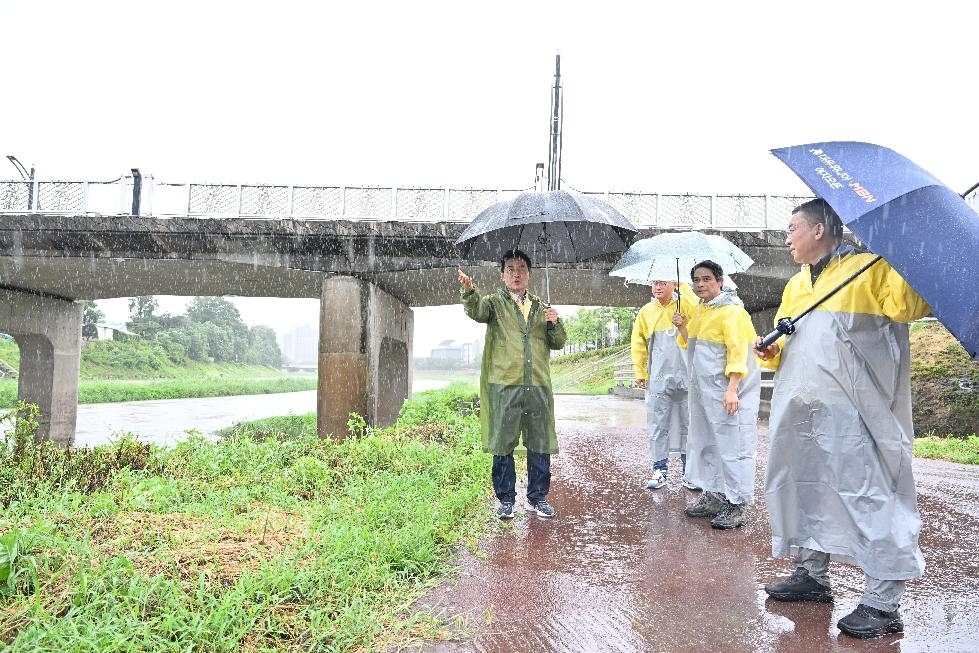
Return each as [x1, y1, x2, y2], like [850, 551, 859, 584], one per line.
[609, 231, 754, 286]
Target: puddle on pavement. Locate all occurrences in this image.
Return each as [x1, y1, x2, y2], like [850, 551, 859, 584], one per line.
[407, 396, 979, 653]
[554, 394, 647, 428]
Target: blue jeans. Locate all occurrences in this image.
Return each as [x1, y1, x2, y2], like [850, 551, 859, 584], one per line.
[653, 453, 686, 473]
[492, 451, 551, 505]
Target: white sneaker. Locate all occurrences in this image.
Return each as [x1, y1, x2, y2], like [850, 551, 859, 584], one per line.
[681, 478, 701, 491]
[645, 470, 667, 489]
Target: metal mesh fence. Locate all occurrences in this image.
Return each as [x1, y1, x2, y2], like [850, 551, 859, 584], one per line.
[658, 194, 712, 228]
[604, 193, 659, 227]
[0, 177, 819, 227]
[36, 182, 85, 213]
[189, 184, 238, 214]
[713, 195, 766, 228]
[0, 181, 30, 211]
[292, 186, 342, 217]
[344, 187, 393, 219]
[396, 188, 445, 220]
[766, 196, 812, 230]
[241, 185, 290, 217]
[447, 189, 501, 222]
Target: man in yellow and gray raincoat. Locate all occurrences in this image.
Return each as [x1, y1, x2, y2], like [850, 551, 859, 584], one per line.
[757, 198, 931, 639]
[674, 261, 760, 530]
[631, 280, 698, 491]
[458, 249, 566, 520]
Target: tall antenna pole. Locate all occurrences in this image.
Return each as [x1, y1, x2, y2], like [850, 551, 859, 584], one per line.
[547, 53, 563, 191]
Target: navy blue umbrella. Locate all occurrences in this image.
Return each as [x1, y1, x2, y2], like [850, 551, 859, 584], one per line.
[771, 140, 979, 358]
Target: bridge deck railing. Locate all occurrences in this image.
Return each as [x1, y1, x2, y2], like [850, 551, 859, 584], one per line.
[5, 176, 974, 229]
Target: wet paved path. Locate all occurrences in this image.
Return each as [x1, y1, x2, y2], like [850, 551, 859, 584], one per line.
[409, 395, 979, 653]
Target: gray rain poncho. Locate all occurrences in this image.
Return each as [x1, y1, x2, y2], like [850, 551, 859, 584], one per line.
[680, 291, 760, 504]
[631, 285, 698, 465]
[762, 249, 931, 580]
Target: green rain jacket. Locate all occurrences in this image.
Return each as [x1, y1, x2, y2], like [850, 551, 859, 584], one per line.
[462, 287, 567, 455]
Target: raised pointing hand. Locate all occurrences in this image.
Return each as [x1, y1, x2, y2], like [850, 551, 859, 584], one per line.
[458, 268, 474, 291]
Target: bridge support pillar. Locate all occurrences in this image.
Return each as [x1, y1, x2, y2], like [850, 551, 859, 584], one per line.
[317, 276, 413, 439]
[0, 289, 82, 445]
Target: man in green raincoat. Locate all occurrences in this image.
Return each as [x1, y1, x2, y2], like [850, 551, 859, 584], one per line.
[458, 249, 566, 520]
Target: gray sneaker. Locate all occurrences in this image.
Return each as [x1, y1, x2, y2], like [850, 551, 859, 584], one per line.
[529, 499, 556, 518]
[684, 491, 726, 518]
[710, 502, 747, 529]
[495, 502, 515, 520]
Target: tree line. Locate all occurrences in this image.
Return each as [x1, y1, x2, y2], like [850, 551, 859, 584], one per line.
[80, 296, 282, 368]
[561, 306, 637, 351]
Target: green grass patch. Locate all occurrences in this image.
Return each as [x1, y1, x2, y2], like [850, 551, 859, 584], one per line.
[0, 382, 488, 651]
[550, 346, 626, 394]
[0, 381, 13, 409]
[76, 378, 318, 405]
[570, 376, 616, 395]
[914, 434, 979, 464]
[0, 338, 18, 371]
[0, 377, 317, 410]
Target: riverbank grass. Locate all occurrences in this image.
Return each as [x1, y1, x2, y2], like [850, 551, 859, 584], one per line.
[913, 434, 979, 464]
[0, 382, 486, 651]
[0, 376, 318, 410]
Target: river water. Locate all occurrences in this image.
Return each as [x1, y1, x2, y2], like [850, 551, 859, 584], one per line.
[74, 379, 450, 448]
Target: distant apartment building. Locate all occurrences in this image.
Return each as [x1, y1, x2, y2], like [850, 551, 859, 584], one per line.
[278, 324, 318, 369]
[430, 338, 483, 365]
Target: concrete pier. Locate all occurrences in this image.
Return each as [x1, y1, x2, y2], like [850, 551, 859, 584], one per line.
[0, 288, 82, 444]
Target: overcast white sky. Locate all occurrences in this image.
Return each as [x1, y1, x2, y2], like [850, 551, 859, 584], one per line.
[4, 1, 978, 354]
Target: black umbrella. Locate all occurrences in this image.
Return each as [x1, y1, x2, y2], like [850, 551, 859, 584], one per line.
[455, 189, 639, 302]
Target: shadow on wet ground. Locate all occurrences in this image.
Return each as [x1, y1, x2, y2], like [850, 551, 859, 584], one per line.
[403, 395, 979, 653]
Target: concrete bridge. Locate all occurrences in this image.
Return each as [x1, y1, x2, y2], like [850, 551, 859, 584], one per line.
[0, 179, 812, 444]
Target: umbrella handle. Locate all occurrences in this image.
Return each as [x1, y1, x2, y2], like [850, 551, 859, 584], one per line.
[754, 255, 883, 352]
[756, 317, 796, 351]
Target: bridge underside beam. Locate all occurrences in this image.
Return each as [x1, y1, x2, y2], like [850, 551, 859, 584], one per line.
[0, 288, 82, 444]
[317, 276, 413, 439]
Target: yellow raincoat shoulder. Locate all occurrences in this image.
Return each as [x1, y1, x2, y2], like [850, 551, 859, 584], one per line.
[631, 283, 696, 381]
[760, 251, 930, 370]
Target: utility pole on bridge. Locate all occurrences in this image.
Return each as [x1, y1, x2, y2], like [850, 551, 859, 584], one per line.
[547, 54, 563, 191]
